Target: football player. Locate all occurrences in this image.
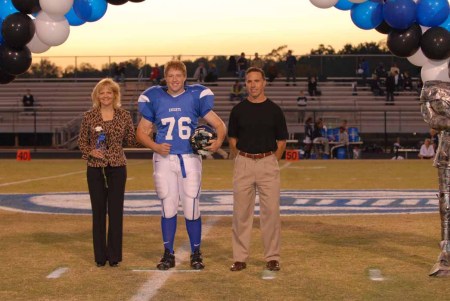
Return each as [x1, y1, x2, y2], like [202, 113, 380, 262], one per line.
[136, 60, 226, 270]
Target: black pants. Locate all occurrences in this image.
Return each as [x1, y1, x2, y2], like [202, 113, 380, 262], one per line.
[87, 166, 127, 264]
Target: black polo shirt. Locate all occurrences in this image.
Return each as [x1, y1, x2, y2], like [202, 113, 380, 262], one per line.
[228, 98, 288, 154]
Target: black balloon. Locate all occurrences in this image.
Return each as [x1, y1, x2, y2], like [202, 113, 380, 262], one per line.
[0, 45, 32, 75]
[12, 0, 41, 14]
[1, 13, 35, 49]
[0, 68, 16, 84]
[107, 0, 129, 5]
[387, 23, 422, 58]
[421, 27, 450, 61]
[375, 20, 392, 35]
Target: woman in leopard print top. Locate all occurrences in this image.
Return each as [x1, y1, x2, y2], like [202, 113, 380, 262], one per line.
[78, 78, 137, 268]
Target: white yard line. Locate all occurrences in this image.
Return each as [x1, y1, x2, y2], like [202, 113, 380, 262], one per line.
[368, 269, 385, 281]
[0, 170, 85, 187]
[46, 267, 69, 279]
[130, 216, 219, 301]
[0, 161, 145, 187]
[279, 162, 291, 170]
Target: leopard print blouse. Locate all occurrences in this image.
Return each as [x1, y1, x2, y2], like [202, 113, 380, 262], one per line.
[78, 107, 138, 167]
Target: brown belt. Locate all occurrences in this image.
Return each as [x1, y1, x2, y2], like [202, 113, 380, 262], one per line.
[238, 151, 274, 159]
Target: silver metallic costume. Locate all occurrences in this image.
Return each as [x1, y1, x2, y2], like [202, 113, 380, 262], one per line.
[420, 80, 450, 276]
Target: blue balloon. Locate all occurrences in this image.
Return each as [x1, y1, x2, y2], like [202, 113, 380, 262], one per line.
[351, 1, 383, 30]
[383, 0, 417, 30]
[65, 6, 86, 26]
[74, 0, 108, 22]
[0, 0, 19, 19]
[335, 0, 354, 11]
[417, 0, 449, 27]
[439, 14, 450, 31]
[74, 0, 92, 21]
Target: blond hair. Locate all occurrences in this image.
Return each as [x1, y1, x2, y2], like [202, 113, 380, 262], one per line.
[164, 60, 187, 78]
[91, 78, 121, 109]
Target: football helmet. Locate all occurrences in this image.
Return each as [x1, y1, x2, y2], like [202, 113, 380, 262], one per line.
[190, 124, 217, 155]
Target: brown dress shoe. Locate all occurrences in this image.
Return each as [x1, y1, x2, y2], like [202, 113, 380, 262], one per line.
[266, 260, 280, 271]
[230, 261, 246, 271]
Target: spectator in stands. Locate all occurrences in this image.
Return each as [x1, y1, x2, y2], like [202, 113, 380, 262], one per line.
[78, 78, 137, 268]
[230, 80, 245, 101]
[331, 126, 349, 159]
[370, 73, 384, 96]
[251, 52, 264, 69]
[357, 58, 369, 86]
[385, 71, 396, 105]
[393, 137, 402, 160]
[303, 117, 314, 159]
[430, 128, 439, 152]
[193, 62, 208, 83]
[307, 76, 318, 98]
[312, 118, 330, 157]
[389, 63, 400, 75]
[150, 63, 161, 84]
[402, 71, 413, 91]
[285, 50, 297, 86]
[115, 63, 126, 84]
[375, 62, 387, 78]
[419, 138, 435, 159]
[113, 65, 121, 83]
[362, 59, 370, 84]
[356, 61, 364, 78]
[22, 89, 35, 113]
[267, 61, 278, 85]
[340, 119, 348, 131]
[296, 90, 307, 106]
[236, 52, 248, 81]
[205, 63, 218, 83]
[227, 55, 237, 77]
[393, 70, 403, 92]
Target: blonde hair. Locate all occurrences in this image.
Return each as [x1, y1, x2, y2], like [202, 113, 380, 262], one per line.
[91, 78, 121, 109]
[164, 60, 187, 78]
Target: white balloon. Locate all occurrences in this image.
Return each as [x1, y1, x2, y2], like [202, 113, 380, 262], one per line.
[309, 0, 339, 9]
[39, 0, 74, 16]
[27, 31, 51, 54]
[348, 0, 366, 3]
[35, 11, 70, 46]
[407, 48, 430, 67]
[421, 59, 450, 83]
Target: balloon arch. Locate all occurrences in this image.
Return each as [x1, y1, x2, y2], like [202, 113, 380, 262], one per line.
[0, 0, 449, 84]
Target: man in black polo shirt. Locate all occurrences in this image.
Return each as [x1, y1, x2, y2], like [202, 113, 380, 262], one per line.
[227, 67, 288, 273]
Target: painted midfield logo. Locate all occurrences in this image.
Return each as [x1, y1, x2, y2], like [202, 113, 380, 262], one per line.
[0, 190, 438, 215]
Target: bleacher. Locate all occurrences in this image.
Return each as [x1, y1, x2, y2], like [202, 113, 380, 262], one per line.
[0, 80, 95, 133]
[0, 78, 428, 148]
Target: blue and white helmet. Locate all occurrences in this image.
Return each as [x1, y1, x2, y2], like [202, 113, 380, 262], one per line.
[190, 124, 217, 155]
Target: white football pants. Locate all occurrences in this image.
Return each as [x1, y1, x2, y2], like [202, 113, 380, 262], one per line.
[153, 153, 202, 220]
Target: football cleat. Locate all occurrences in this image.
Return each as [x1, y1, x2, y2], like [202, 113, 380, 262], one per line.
[190, 249, 205, 270]
[157, 248, 175, 270]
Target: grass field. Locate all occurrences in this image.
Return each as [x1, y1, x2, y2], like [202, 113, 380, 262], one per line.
[1, 159, 449, 301]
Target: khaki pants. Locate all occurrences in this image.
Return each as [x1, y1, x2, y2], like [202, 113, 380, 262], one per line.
[232, 154, 281, 262]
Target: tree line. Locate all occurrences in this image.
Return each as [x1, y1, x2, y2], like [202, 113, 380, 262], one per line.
[19, 41, 414, 80]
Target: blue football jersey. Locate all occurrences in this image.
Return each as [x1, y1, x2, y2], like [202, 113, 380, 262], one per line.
[138, 84, 214, 154]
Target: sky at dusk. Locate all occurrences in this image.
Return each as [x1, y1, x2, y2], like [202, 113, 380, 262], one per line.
[38, 0, 386, 60]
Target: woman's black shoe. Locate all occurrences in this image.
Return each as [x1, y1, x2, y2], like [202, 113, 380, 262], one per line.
[109, 262, 119, 267]
[96, 262, 106, 267]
